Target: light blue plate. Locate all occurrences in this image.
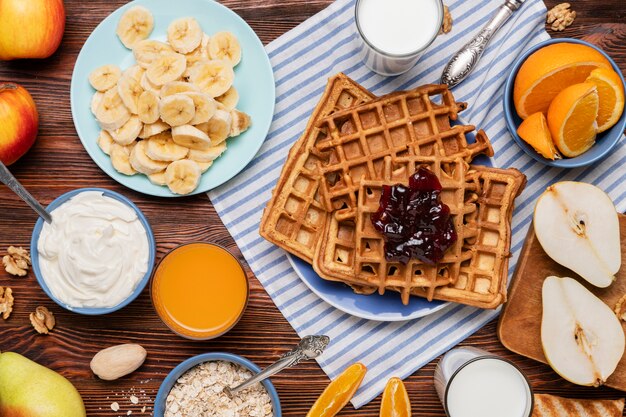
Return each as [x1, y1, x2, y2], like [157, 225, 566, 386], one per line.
[287, 119, 491, 322]
[70, 0, 275, 197]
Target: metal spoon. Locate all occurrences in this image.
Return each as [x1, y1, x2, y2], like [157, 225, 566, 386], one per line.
[224, 335, 330, 398]
[0, 161, 52, 223]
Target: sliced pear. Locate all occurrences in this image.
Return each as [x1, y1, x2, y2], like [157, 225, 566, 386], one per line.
[534, 181, 621, 288]
[541, 276, 625, 387]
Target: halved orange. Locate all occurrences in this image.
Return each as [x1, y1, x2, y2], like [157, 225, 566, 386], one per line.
[514, 43, 611, 119]
[585, 67, 625, 133]
[517, 112, 561, 160]
[306, 363, 367, 417]
[380, 377, 411, 417]
[547, 82, 599, 157]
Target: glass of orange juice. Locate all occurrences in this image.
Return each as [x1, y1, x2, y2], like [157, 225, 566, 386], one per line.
[151, 242, 249, 340]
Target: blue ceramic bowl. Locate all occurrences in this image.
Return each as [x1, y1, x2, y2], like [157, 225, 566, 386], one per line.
[154, 352, 282, 417]
[503, 38, 626, 168]
[31, 188, 156, 315]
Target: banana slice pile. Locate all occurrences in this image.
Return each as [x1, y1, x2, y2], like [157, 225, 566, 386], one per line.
[88, 6, 251, 195]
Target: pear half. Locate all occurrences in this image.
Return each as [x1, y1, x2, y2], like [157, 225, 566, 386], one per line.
[541, 276, 625, 386]
[534, 181, 621, 288]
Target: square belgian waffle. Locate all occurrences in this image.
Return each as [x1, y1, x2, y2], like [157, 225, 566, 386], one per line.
[259, 74, 375, 263]
[313, 155, 526, 309]
[313, 84, 494, 218]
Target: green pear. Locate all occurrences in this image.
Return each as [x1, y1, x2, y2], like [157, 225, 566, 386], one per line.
[0, 351, 86, 417]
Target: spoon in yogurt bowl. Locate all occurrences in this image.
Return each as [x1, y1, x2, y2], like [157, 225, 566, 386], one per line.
[0, 161, 52, 223]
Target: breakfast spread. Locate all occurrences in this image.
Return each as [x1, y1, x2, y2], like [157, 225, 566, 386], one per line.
[0, 0, 624, 415]
[151, 243, 248, 340]
[89, 7, 252, 195]
[165, 361, 273, 417]
[37, 191, 150, 308]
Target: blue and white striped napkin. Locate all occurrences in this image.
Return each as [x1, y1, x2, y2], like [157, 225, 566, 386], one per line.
[209, 0, 626, 407]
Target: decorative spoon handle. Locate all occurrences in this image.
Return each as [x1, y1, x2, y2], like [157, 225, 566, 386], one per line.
[440, 0, 525, 88]
[224, 335, 330, 398]
[0, 161, 52, 223]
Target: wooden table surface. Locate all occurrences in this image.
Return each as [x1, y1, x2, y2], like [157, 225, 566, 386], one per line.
[0, 1, 624, 416]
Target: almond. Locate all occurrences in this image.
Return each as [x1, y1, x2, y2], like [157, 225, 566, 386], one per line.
[90, 343, 147, 381]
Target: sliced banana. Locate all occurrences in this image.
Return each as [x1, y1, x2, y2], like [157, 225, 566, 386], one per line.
[110, 143, 137, 176]
[146, 53, 187, 86]
[117, 74, 144, 114]
[139, 120, 170, 139]
[137, 90, 160, 124]
[123, 64, 145, 83]
[184, 33, 210, 75]
[91, 92, 104, 115]
[133, 40, 175, 69]
[197, 160, 213, 173]
[189, 59, 234, 98]
[160, 81, 199, 98]
[167, 17, 203, 54]
[89, 65, 122, 92]
[140, 71, 161, 94]
[146, 134, 189, 162]
[95, 88, 131, 131]
[230, 109, 252, 137]
[208, 32, 241, 67]
[184, 92, 217, 125]
[165, 159, 202, 195]
[188, 142, 226, 162]
[159, 94, 195, 126]
[108, 115, 143, 145]
[204, 109, 232, 144]
[148, 171, 167, 186]
[97, 130, 114, 155]
[116, 6, 154, 49]
[130, 140, 169, 175]
[172, 125, 211, 150]
[215, 86, 239, 111]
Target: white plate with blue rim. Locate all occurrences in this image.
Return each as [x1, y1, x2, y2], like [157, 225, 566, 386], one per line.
[70, 0, 275, 197]
[287, 119, 493, 322]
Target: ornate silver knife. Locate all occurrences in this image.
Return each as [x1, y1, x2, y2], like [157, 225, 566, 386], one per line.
[440, 0, 526, 88]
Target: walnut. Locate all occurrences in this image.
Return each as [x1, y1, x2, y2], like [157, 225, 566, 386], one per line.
[440, 5, 453, 34]
[30, 306, 55, 334]
[546, 3, 576, 31]
[615, 294, 626, 321]
[3, 246, 31, 277]
[0, 287, 14, 320]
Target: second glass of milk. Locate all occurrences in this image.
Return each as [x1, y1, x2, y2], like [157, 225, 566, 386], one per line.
[355, 0, 444, 76]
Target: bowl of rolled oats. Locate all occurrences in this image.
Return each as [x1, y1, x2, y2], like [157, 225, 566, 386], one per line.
[154, 352, 281, 417]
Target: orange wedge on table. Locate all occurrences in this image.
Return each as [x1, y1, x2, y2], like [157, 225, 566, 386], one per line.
[307, 362, 367, 417]
[547, 82, 599, 157]
[514, 43, 611, 119]
[517, 112, 561, 160]
[380, 377, 411, 417]
[585, 67, 625, 133]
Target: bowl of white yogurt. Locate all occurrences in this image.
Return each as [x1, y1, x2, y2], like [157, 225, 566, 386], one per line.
[30, 188, 156, 314]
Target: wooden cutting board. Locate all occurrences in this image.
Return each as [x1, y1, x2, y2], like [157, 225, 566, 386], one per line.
[498, 213, 626, 391]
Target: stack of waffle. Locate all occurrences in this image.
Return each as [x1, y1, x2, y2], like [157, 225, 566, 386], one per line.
[260, 73, 526, 309]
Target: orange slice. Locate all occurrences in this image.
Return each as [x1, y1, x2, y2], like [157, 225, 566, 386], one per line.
[547, 82, 599, 157]
[380, 377, 411, 417]
[514, 43, 611, 119]
[306, 363, 367, 417]
[585, 67, 625, 133]
[516, 112, 561, 160]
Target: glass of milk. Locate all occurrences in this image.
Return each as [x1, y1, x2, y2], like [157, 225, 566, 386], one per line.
[434, 347, 534, 417]
[355, 0, 444, 76]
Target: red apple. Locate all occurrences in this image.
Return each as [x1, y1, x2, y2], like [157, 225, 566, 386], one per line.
[0, 83, 39, 165]
[0, 0, 65, 60]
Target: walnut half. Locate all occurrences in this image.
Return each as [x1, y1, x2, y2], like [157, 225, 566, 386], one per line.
[615, 294, 626, 322]
[2, 246, 31, 277]
[0, 287, 14, 320]
[546, 3, 576, 31]
[440, 5, 453, 34]
[30, 306, 55, 334]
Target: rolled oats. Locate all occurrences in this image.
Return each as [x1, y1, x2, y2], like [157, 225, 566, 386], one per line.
[165, 361, 273, 417]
